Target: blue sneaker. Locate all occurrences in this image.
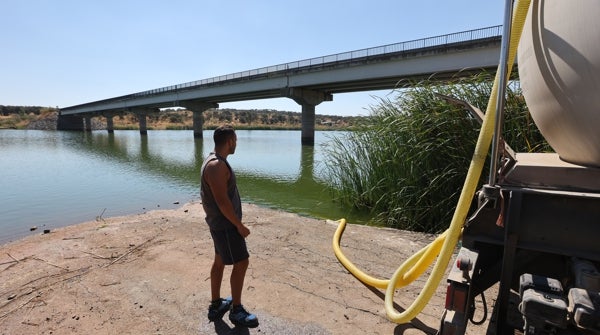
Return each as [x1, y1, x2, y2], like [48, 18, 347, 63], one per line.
[207, 297, 232, 322]
[229, 305, 259, 328]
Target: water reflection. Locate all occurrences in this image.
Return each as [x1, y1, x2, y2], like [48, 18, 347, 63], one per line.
[74, 131, 206, 189]
[76, 131, 324, 184]
[300, 144, 315, 183]
[74, 130, 353, 220]
[194, 137, 204, 168]
[75, 130, 324, 186]
[0, 130, 369, 243]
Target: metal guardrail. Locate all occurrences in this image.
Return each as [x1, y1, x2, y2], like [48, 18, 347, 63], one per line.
[132, 25, 502, 97]
[67, 25, 503, 107]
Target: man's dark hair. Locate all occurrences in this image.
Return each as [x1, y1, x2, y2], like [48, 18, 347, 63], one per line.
[213, 125, 236, 146]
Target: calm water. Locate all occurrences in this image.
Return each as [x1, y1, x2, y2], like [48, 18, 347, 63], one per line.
[0, 129, 368, 244]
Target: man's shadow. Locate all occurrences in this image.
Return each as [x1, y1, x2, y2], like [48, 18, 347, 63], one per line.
[213, 319, 251, 335]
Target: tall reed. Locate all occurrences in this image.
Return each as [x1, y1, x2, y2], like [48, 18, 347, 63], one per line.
[324, 73, 550, 233]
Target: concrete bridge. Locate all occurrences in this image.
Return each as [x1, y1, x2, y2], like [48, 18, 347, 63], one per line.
[59, 25, 504, 144]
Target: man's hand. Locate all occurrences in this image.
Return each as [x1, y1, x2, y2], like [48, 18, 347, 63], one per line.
[236, 224, 250, 238]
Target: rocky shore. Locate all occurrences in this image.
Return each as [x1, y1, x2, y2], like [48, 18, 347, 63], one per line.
[25, 113, 58, 130]
[25, 112, 105, 131]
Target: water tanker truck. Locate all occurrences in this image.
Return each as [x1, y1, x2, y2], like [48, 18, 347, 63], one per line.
[332, 1, 600, 334]
[440, 1, 600, 334]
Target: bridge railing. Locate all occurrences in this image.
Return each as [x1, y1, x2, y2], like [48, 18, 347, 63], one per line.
[72, 25, 502, 106]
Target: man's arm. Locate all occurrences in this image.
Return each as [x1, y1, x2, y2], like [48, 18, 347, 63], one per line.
[204, 160, 250, 237]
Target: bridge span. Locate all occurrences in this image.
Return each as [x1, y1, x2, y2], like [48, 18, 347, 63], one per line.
[59, 26, 504, 144]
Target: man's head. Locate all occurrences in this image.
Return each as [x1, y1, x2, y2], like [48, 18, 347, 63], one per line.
[213, 124, 237, 155]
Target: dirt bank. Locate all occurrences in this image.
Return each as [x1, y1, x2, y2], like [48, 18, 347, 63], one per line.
[0, 202, 491, 334]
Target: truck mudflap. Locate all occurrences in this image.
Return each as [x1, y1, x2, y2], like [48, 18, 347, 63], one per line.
[439, 247, 479, 335]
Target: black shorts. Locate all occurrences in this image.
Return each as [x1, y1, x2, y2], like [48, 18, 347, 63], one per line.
[210, 228, 249, 265]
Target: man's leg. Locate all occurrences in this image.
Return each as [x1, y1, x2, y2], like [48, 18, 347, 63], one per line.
[230, 258, 249, 306]
[208, 253, 233, 322]
[210, 254, 225, 301]
[228, 257, 258, 327]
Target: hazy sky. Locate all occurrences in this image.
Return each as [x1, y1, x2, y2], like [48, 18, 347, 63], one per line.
[1, 1, 505, 116]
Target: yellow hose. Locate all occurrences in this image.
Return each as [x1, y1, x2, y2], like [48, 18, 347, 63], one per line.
[332, 0, 531, 324]
[332, 219, 448, 289]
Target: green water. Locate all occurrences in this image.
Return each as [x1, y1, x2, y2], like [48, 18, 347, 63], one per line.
[0, 129, 370, 243]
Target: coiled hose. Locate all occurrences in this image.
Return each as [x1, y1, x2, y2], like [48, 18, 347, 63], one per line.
[332, 0, 531, 323]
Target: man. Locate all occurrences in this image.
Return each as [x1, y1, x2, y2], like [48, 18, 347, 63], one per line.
[200, 125, 259, 328]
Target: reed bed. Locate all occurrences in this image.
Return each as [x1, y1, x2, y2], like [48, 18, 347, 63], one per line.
[324, 73, 550, 233]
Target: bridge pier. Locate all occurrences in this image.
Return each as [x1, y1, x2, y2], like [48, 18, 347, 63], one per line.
[180, 101, 219, 138]
[286, 88, 332, 145]
[131, 108, 157, 135]
[301, 105, 316, 145]
[105, 113, 114, 133]
[138, 112, 147, 135]
[84, 116, 93, 132]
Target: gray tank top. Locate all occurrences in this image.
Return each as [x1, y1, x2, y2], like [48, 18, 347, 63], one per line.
[200, 152, 242, 231]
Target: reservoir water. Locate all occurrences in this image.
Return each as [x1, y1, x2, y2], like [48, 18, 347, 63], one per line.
[0, 129, 368, 244]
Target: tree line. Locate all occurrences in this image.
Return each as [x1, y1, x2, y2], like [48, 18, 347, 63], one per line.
[0, 105, 56, 116]
[1, 105, 362, 130]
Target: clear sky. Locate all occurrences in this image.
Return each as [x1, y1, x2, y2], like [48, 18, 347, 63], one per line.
[1, 1, 505, 116]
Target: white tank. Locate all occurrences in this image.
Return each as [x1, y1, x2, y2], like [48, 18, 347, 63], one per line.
[518, 0, 600, 167]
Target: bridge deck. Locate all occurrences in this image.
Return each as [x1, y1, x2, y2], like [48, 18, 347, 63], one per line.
[60, 26, 504, 115]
